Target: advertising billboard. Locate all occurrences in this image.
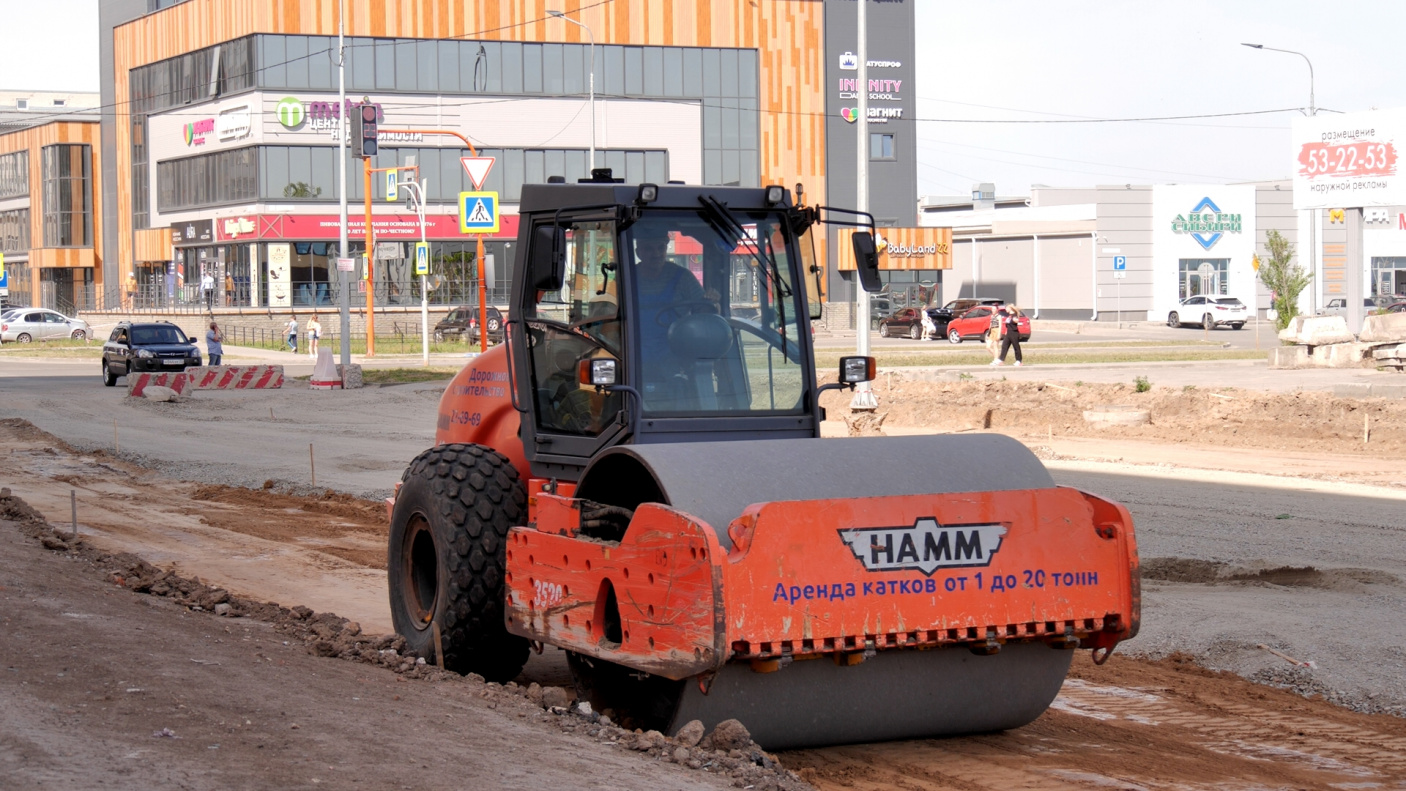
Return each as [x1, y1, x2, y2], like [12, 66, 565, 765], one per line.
[1292, 108, 1406, 210]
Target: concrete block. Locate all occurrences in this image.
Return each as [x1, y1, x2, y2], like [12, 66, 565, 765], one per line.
[1311, 341, 1376, 368]
[1277, 316, 1306, 344]
[1372, 383, 1406, 399]
[1268, 345, 1310, 369]
[337, 363, 364, 389]
[1293, 315, 1355, 346]
[1333, 383, 1372, 398]
[1359, 312, 1406, 343]
[1371, 343, 1406, 359]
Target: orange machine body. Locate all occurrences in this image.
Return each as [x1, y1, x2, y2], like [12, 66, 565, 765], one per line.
[435, 344, 528, 480]
[505, 480, 1139, 680]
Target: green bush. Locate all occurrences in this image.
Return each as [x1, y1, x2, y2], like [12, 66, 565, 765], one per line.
[1134, 375, 1151, 393]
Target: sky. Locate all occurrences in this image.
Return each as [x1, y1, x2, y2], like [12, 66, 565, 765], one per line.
[5, 0, 1406, 200]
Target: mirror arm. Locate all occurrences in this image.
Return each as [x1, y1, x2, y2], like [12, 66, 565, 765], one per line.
[812, 381, 855, 423]
[600, 384, 641, 438]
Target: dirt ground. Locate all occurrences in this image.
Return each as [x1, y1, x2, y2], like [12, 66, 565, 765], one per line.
[823, 376, 1406, 461]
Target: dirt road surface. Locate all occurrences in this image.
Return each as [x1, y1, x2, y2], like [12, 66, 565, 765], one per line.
[6, 358, 1406, 787]
[0, 515, 734, 791]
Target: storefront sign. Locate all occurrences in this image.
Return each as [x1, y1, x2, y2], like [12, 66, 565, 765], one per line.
[1170, 197, 1242, 250]
[841, 106, 904, 124]
[1293, 108, 1406, 210]
[183, 118, 215, 146]
[838, 78, 903, 100]
[214, 213, 520, 242]
[838, 52, 901, 70]
[217, 105, 252, 141]
[171, 219, 213, 245]
[837, 228, 952, 271]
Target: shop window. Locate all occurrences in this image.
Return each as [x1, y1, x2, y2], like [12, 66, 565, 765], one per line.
[0, 208, 29, 252]
[1177, 258, 1228, 299]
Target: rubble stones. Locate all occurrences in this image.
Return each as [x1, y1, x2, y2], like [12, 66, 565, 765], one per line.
[705, 718, 752, 751]
[540, 686, 574, 711]
[675, 719, 705, 747]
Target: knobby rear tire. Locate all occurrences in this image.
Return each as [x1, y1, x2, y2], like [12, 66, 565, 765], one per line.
[388, 443, 529, 682]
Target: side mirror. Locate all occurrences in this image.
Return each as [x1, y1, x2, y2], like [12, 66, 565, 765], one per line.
[578, 357, 619, 387]
[838, 355, 875, 384]
[851, 232, 881, 293]
[530, 224, 566, 291]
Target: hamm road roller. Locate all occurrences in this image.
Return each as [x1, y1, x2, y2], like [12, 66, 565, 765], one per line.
[387, 171, 1140, 749]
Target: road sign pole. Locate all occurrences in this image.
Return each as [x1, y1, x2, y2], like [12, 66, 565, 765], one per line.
[364, 156, 375, 357]
[418, 180, 430, 366]
[477, 236, 488, 352]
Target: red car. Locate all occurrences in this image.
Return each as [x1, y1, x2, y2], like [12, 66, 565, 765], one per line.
[945, 305, 1031, 344]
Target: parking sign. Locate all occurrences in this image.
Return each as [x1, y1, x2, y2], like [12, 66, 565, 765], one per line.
[1113, 255, 1127, 270]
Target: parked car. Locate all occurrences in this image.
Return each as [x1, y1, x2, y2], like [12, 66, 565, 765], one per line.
[0, 309, 92, 343]
[1319, 297, 1379, 318]
[945, 305, 1031, 344]
[434, 306, 505, 343]
[101, 321, 203, 386]
[877, 307, 931, 339]
[926, 298, 1004, 334]
[1385, 302, 1406, 314]
[1168, 296, 1249, 330]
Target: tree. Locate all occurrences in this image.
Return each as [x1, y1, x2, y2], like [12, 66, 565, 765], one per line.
[1257, 229, 1312, 332]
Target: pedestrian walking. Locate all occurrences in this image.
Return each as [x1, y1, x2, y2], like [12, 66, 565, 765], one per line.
[306, 312, 322, 359]
[285, 315, 299, 353]
[205, 322, 224, 366]
[201, 271, 215, 309]
[990, 304, 1025, 366]
[225, 272, 235, 306]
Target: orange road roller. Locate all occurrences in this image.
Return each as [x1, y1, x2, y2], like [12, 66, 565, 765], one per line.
[387, 173, 1139, 749]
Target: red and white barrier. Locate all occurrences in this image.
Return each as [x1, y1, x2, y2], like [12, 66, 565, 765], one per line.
[126, 372, 192, 398]
[186, 365, 285, 390]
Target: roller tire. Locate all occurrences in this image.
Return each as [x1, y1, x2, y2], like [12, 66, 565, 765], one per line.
[1167, 312, 1179, 328]
[102, 360, 117, 387]
[388, 443, 529, 681]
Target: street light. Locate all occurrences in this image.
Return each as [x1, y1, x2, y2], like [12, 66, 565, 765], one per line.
[1243, 43, 1319, 315]
[1241, 43, 1315, 116]
[547, 9, 596, 169]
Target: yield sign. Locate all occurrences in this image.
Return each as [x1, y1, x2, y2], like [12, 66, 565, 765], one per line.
[461, 157, 495, 190]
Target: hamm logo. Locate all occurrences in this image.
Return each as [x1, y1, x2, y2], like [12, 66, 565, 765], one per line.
[839, 518, 1007, 576]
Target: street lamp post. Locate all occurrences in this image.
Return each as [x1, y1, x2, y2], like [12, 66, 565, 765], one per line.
[548, 10, 596, 169]
[1244, 43, 1319, 316]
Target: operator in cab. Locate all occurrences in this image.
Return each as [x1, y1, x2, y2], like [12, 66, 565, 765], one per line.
[628, 226, 717, 409]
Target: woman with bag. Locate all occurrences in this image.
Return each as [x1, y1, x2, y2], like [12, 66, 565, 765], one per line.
[990, 304, 1025, 366]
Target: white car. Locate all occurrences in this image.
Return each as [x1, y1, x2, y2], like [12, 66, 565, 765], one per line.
[0, 309, 92, 343]
[1167, 296, 1249, 330]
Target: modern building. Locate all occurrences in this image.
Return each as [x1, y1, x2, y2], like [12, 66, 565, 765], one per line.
[98, 0, 921, 316]
[0, 118, 103, 311]
[916, 180, 1406, 323]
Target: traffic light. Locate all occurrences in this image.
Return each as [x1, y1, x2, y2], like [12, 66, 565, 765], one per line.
[350, 102, 378, 158]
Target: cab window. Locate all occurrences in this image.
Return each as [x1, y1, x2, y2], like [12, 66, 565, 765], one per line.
[524, 220, 623, 436]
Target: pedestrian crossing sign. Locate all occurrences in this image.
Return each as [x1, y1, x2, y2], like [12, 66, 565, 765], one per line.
[459, 191, 499, 234]
[415, 241, 429, 275]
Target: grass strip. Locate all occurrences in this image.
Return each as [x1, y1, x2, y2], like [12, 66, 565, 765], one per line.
[360, 367, 461, 385]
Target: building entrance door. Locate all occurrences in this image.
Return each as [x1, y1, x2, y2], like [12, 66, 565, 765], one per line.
[1179, 258, 1228, 299]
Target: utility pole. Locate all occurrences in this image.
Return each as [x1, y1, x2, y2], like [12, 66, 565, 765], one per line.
[850, 0, 877, 410]
[337, 0, 350, 367]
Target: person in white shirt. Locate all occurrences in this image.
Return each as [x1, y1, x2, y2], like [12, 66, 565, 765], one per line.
[306, 313, 323, 358]
[200, 272, 215, 309]
[285, 316, 299, 353]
